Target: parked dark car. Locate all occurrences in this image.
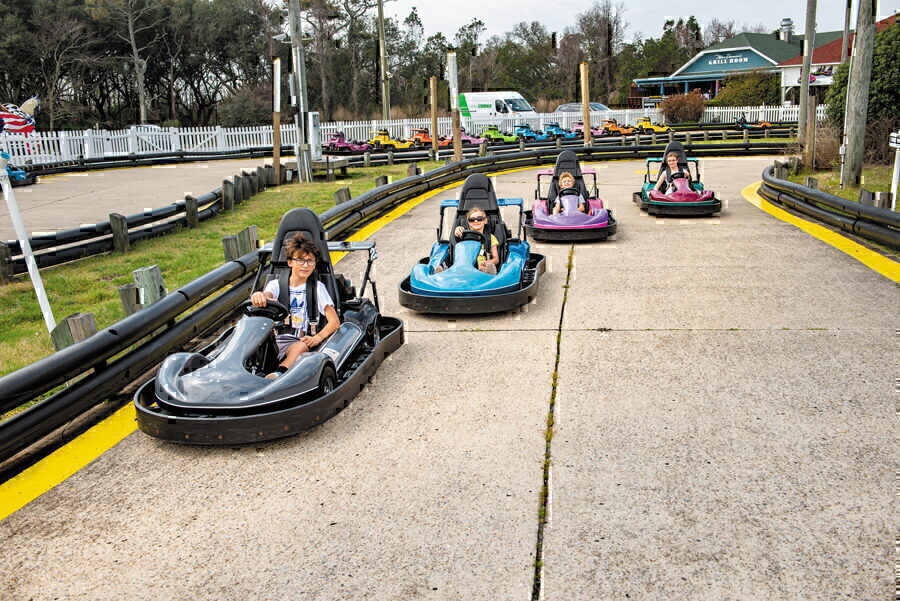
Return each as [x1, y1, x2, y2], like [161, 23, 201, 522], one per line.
[553, 102, 610, 113]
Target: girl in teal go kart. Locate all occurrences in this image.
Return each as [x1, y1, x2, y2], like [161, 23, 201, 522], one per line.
[434, 206, 500, 275]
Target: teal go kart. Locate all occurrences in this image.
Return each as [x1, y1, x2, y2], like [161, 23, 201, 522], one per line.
[0, 152, 36, 186]
[633, 142, 721, 216]
[398, 173, 546, 314]
[543, 122, 578, 140]
[513, 124, 550, 141]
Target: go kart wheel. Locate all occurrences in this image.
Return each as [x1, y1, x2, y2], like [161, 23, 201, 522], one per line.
[383, 144, 395, 150]
[318, 365, 337, 396]
[242, 299, 289, 321]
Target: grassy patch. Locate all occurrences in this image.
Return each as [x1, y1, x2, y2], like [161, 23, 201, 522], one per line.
[787, 164, 895, 204]
[0, 162, 441, 381]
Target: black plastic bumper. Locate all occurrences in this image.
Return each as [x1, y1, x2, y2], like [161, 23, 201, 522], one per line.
[633, 192, 722, 216]
[133, 317, 404, 445]
[398, 254, 546, 314]
[525, 216, 617, 241]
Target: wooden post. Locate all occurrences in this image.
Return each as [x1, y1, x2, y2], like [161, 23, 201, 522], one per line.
[118, 283, 142, 316]
[407, 163, 419, 177]
[236, 225, 258, 255]
[858, 188, 875, 206]
[479, 142, 487, 157]
[580, 62, 591, 146]
[651, 131, 657, 145]
[250, 170, 260, 193]
[273, 56, 282, 186]
[363, 152, 371, 168]
[743, 129, 749, 143]
[334, 187, 352, 204]
[222, 179, 234, 211]
[386, 151, 394, 166]
[764, 128, 770, 139]
[430, 76, 439, 154]
[874, 191, 891, 209]
[233, 175, 244, 203]
[685, 132, 692, 145]
[109, 213, 130, 253]
[518, 138, 525, 152]
[428, 148, 436, 161]
[451, 105, 463, 163]
[555, 137, 562, 149]
[133, 265, 166, 307]
[184, 195, 199, 229]
[222, 235, 240, 262]
[256, 166, 267, 191]
[668, 130, 674, 143]
[326, 157, 336, 183]
[265, 164, 275, 187]
[804, 88, 817, 171]
[703, 130, 709, 142]
[50, 313, 97, 351]
[805, 176, 819, 189]
[0, 242, 11, 284]
[375, 175, 388, 187]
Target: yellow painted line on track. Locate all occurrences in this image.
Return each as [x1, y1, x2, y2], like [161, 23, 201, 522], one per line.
[742, 182, 899, 282]
[0, 167, 523, 521]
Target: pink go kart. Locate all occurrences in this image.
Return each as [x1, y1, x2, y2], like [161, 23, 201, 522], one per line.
[633, 142, 721, 216]
[322, 132, 372, 154]
[524, 150, 617, 242]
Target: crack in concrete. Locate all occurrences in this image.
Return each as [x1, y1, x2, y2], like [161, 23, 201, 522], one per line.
[532, 244, 575, 601]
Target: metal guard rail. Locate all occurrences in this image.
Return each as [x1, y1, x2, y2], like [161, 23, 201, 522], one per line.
[759, 166, 900, 249]
[0, 142, 792, 463]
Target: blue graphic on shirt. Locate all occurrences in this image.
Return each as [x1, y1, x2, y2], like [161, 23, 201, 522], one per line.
[289, 290, 306, 332]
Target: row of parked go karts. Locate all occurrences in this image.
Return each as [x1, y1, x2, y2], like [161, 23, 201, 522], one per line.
[322, 118, 675, 154]
[134, 142, 719, 446]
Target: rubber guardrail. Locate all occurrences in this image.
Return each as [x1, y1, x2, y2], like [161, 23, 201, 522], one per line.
[0, 141, 794, 466]
[758, 166, 900, 249]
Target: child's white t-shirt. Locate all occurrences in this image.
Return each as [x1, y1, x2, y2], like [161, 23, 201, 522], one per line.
[263, 279, 334, 335]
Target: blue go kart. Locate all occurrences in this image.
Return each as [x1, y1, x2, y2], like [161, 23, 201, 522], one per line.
[0, 152, 36, 187]
[513, 124, 550, 141]
[543, 122, 578, 140]
[398, 173, 546, 314]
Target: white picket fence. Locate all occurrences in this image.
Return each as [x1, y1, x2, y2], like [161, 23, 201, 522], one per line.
[0, 105, 825, 167]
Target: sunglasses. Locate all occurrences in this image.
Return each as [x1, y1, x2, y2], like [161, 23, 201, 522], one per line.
[289, 257, 316, 266]
[467, 216, 487, 223]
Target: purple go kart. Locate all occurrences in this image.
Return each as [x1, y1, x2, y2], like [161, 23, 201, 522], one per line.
[446, 127, 486, 146]
[525, 150, 617, 242]
[323, 132, 372, 154]
[572, 120, 604, 137]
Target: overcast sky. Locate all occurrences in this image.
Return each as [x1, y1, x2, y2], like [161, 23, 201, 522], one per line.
[383, 0, 899, 43]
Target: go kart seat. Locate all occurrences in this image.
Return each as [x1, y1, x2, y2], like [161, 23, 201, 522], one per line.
[547, 150, 591, 210]
[265, 208, 342, 335]
[449, 173, 509, 267]
[657, 141, 692, 193]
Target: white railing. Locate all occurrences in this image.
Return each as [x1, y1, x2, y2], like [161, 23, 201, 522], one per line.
[0, 105, 825, 167]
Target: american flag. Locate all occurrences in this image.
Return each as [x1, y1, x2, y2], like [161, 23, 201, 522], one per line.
[0, 104, 36, 135]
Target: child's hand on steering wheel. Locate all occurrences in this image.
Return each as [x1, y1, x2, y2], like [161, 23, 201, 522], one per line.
[250, 291, 268, 307]
[454, 225, 464, 238]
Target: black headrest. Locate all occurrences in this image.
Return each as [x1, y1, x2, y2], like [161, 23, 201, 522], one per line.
[553, 150, 583, 180]
[457, 173, 498, 212]
[659, 141, 688, 178]
[271, 208, 331, 268]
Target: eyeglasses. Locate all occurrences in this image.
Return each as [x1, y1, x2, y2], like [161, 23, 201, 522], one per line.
[289, 257, 316, 266]
[468, 216, 486, 223]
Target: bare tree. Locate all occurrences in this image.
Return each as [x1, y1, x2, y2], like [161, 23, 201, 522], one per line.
[576, 0, 626, 103]
[303, 0, 345, 120]
[32, 15, 95, 128]
[339, 0, 379, 115]
[556, 29, 586, 99]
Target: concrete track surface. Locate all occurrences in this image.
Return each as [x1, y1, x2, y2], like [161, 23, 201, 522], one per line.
[0, 159, 266, 241]
[0, 158, 895, 600]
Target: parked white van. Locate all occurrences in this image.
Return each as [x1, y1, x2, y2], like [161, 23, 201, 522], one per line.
[458, 92, 537, 118]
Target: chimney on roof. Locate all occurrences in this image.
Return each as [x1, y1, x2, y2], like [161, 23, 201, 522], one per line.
[779, 18, 794, 43]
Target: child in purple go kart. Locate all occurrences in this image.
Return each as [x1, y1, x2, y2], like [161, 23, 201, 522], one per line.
[653, 151, 692, 196]
[552, 171, 588, 215]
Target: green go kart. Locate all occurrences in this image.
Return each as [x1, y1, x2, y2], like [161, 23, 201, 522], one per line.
[481, 125, 519, 144]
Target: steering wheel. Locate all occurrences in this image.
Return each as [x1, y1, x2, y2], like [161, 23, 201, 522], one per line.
[670, 172, 686, 180]
[241, 299, 289, 321]
[457, 229, 487, 246]
[558, 186, 580, 196]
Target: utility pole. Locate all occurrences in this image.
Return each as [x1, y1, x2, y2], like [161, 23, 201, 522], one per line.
[840, 0, 852, 63]
[798, 0, 817, 144]
[287, 0, 312, 182]
[841, 0, 875, 187]
[429, 76, 439, 154]
[273, 57, 282, 185]
[377, 0, 391, 121]
[580, 63, 592, 147]
[448, 51, 462, 162]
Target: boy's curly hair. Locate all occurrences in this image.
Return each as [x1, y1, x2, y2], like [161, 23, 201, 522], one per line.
[284, 232, 320, 262]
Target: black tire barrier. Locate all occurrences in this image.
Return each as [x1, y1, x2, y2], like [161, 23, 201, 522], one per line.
[759, 166, 900, 249]
[0, 143, 794, 466]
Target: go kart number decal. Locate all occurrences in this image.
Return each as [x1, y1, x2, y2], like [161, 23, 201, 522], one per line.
[369, 246, 378, 261]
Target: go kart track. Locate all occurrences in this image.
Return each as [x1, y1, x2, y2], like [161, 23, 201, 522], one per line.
[0, 157, 895, 600]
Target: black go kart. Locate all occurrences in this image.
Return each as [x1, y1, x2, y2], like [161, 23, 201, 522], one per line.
[134, 208, 404, 445]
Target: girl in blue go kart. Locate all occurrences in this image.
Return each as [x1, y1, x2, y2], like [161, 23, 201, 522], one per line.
[435, 206, 500, 275]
